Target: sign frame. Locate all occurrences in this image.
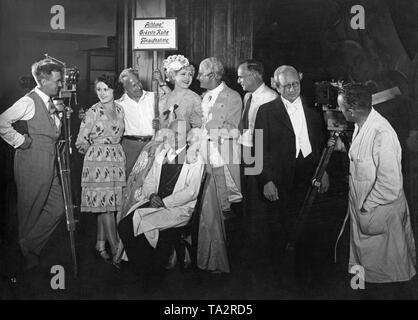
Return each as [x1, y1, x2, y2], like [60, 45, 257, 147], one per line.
[132, 17, 178, 51]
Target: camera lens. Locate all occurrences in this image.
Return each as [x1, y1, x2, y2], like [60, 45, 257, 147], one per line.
[65, 67, 80, 85]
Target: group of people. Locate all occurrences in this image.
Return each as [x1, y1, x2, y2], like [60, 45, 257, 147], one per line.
[0, 53, 416, 293]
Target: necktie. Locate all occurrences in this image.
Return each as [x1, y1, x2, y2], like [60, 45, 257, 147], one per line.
[240, 94, 252, 133]
[48, 99, 57, 115]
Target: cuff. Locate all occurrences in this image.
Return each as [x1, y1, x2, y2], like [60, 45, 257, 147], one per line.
[14, 134, 25, 149]
[162, 196, 171, 208]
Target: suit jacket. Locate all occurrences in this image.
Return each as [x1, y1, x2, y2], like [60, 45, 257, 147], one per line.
[203, 83, 242, 131]
[202, 83, 242, 196]
[254, 96, 326, 192]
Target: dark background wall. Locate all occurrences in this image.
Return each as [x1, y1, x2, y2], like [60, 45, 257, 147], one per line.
[0, 0, 118, 214]
[0, 0, 117, 110]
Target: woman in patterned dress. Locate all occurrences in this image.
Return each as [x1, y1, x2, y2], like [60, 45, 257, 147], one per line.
[76, 76, 126, 265]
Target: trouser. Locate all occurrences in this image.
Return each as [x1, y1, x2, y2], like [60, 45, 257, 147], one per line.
[118, 211, 177, 275]
[265, 154, 317, 281]
[14, 148, 65, 256]
[0, 147, 24, 277]
[121, 138, 148, 178]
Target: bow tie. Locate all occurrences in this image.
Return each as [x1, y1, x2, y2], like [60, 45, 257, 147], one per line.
[163, 104, 179, 120]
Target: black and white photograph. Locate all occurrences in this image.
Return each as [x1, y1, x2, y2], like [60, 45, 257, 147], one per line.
[1, 0, 418, 303]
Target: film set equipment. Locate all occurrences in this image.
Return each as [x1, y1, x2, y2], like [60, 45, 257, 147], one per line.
[288, 81, 352, 249]
[45, 54, 80, 278]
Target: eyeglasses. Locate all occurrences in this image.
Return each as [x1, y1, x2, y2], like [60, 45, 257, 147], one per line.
[281, 82, 300, 91]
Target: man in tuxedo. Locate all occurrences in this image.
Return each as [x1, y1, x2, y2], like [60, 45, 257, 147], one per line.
[118, 120, 205, 277]
[254, 65, 329, 286]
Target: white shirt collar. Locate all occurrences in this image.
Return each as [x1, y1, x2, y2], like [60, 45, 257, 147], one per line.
[207, 81, 224, 96]
[281, 95, 302, 109]
[251, 83, 266, 99]
[353, 108, 376, 137]
[35, 87, 51, 107]
[119, 91, 150, 104]
[167, 144, 187, 162]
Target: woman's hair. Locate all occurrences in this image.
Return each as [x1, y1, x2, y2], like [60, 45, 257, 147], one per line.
[94, 75, 122, 98]
[163, 55, 194, 82]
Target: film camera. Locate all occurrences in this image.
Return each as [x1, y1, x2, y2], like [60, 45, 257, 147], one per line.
[314, 81, 352, 133]
[19, 54, 79, 99]
[44, 54, 79, 99]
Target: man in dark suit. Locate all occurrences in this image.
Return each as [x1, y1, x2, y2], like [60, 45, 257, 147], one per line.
[254, 65, 329, 287]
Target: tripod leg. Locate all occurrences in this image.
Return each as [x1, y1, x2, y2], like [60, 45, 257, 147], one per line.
[288, 141, 336, 248]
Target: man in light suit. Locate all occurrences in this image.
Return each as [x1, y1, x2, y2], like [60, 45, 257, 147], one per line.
[196, 57, 242, 273]
[118, 120, 205, 276]
[255, 65, 329, 286]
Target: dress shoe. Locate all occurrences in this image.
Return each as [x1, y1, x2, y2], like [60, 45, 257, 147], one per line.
[96, 249, 111, 263]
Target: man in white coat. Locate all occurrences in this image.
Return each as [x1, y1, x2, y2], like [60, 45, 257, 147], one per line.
[336, 83, 416, 288]
[118, 120, 205, 277]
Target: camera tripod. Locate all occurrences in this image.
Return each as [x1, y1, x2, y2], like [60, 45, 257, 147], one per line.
[287, 130, 350, 249]
[55, 98, 78, 278]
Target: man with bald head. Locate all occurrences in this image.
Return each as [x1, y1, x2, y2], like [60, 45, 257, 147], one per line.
[117, 68, 158, 177]
[255, 65, 329, 287]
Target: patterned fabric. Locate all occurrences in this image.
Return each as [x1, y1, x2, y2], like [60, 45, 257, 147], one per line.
[76, 102, 126, 213]
[119, 140, 164, 222]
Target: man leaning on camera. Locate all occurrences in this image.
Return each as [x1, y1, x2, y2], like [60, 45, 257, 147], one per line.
[0, 58, 66, 271]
